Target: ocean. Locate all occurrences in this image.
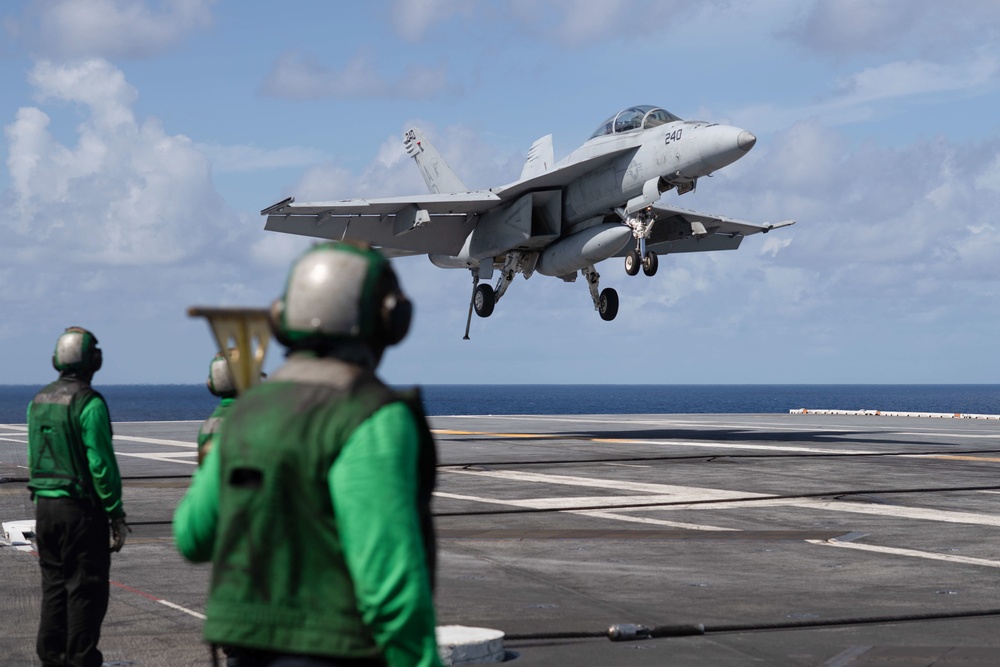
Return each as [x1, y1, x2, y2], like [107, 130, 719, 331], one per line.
[1, 384, 998, 423]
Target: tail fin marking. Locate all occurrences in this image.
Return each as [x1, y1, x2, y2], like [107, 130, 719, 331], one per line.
[403, 127, 467, 194]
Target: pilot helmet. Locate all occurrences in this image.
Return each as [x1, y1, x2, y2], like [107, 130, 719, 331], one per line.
[269, 241, 412, 356]
[207, 350, 237, 398]
[52, 327, 103, 375]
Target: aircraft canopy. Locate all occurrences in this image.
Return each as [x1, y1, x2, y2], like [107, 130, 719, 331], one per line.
[589, 105, 681, 140]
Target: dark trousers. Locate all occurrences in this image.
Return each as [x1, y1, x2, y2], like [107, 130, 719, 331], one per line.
[35, 497, 110, 667]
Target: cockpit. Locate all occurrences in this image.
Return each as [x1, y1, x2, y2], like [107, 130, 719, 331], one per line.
[588, 105, 682, 140]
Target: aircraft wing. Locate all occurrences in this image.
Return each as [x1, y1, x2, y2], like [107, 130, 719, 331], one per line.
[261, 144, 640, 255]
[639, 202, 796, 254]
[261, 191, 502, 256]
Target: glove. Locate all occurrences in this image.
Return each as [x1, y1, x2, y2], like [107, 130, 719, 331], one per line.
[111, 517, 131, 553]
[197, 439, 213, 466]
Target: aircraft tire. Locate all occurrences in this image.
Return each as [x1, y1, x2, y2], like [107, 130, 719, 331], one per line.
[642, 251, 658, 277]
[474, 283, 495, 318]
[598, 288, 619, 321]
[624, 250, 640, 276]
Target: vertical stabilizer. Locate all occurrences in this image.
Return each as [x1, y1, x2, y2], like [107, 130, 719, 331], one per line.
[403, 128, 467, 194]
[520, 134, 554, 181]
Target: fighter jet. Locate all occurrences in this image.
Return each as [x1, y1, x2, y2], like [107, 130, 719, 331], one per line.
[262, 105, 794, 338]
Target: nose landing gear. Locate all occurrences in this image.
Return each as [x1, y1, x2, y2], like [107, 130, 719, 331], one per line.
[641, 249, 658, 276]
[624, 248, 658, 277]
[625, 249, 640, 276]
[620, 209, 659, 277]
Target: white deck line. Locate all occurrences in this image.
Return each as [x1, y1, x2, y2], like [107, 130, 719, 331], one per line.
[156, 599, 206, 620]
[116, 451, 197, 465]
[114, 435, 196, 448]
[439, 468, 1000, 569]
[806, 539, 1000, 569]
[1, 426, 196, 448]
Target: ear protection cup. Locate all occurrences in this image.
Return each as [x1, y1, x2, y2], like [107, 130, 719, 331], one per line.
[268, 297, 294, 348]
[380, 292, 412, 346]
[373, 267, 412, 347]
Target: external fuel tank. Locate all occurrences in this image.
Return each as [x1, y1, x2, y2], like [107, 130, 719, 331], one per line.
[535, 223, 632, 277]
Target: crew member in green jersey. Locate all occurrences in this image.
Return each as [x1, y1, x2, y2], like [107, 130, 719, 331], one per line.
[197, 351, 238, 465]
[174, 242, 442, 667]
[27, 326, 129, 667]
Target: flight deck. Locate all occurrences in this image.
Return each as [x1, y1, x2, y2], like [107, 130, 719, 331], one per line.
[3, 412, 1000, 666]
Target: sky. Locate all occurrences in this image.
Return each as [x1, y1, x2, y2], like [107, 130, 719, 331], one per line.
[1, 0, 998, 386]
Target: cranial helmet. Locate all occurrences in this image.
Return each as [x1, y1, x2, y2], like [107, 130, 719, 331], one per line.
[269, 241, 412, 353]
[207, 350, 237, 398]
[52, 327, 103, 374]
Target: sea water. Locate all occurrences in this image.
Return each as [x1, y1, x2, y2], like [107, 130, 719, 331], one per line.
[2, 384, 998, 423]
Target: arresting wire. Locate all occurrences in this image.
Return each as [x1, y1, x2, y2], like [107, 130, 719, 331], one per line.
[503, 607, 1000, 642]
[442, 447, 1000, 469]
[433, 483, 1000, 517]
[6, 446, 1000, 486]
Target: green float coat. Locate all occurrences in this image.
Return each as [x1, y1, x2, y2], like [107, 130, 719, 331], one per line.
[174, 354, 440, 666]
[27, 377, 124, 519]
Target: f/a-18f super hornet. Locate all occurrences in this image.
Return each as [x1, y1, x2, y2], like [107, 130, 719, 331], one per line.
[262, 105, 794, 338]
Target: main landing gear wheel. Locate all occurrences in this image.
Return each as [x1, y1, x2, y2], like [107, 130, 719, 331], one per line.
[598, 288, 619, 321]
[473, 283, 495, 318]
[642, 251, 658, 277]
[624, 249, 640, 276]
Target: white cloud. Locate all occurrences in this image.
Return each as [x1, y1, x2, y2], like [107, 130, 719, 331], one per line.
[715, 119, 1000, 296]
[540, 0, 636, 46]
[830, 56, 999, 107]
[288, 123, 521, 205]
[390, 0, 472, 42]
[260, 49, 458, 101]
[732, 54, 999, 134]
[249, 229, 312, 269]
[15, 0, 214, 58]
[759, 236, 793, 258]
[293, 163, 363, 201]
[195, 142, 331, 173]
[788, 0, 1000, 57]
[789, 0, 917, 55]
[975, 153, 1000, 193]
[390, 0, 721, 48]
[0, 58, 294, 384]
[4, 59, 226, 266]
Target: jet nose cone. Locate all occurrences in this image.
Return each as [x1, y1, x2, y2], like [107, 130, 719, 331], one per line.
[737, 131, 757, 152]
